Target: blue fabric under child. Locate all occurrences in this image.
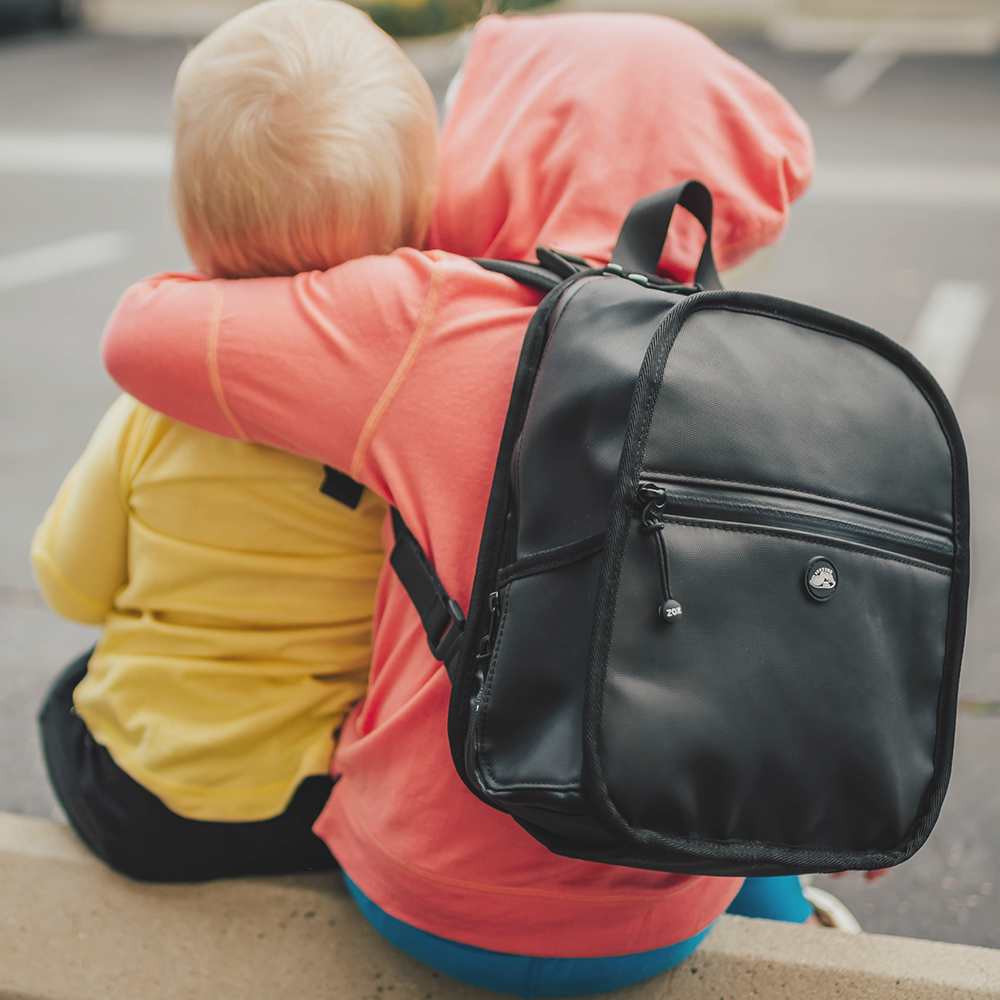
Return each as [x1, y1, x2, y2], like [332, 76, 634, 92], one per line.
[343, 873, 811, 999]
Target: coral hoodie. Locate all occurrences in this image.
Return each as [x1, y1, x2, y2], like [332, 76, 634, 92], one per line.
[102, 13, 813, 957]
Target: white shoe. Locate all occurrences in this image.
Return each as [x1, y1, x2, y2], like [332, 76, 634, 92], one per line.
[801, 885, 863, 933]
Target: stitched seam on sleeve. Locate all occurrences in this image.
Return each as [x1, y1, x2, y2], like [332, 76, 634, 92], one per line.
[350, 263, 445, 480]
[205, 283, 249, 441]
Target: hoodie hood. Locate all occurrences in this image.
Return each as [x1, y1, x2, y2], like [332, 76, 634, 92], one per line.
[427, 13, 813, 280]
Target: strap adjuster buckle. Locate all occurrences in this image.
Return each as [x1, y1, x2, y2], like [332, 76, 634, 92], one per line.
[428, 598, 466, 663]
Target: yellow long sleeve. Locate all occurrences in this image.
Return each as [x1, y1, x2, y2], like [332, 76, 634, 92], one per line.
[31, 394, 133, 624]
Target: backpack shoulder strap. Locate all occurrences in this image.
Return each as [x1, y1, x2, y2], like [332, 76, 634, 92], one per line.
[473, 258, 562, 293]
[316, 471, 465, 677]
[389, 509, 465, 679]
[320, 466, 365, 508]
[390, 258, 571, 677]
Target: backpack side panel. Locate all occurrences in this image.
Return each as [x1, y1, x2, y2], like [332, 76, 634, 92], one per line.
[470, 279, 683, 803]
[447, 281, 572, 802]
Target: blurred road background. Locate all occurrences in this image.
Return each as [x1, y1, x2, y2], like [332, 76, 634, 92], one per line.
[1, 0, 999, 949]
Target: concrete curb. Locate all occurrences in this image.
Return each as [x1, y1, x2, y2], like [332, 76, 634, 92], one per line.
[2, 812, 999, 1000]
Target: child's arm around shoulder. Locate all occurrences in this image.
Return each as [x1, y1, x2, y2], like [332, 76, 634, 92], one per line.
[31, 394, 140, 624]
[101, 250, 443, 479]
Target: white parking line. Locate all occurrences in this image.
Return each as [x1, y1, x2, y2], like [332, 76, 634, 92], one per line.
[809, 163, 1000, 208]
[0, 232, 132, 293]
[822, 36, 901, 106]
[2, 131, 999, 215]
[0, 132, 171, 177]
[909, 280, 992, 398]
[0, 584, 47, 612]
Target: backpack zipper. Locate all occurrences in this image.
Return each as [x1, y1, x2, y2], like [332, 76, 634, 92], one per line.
[477, 590, 501, 666]
[634, 479, 953, 622]
[477, 502, 518, 665]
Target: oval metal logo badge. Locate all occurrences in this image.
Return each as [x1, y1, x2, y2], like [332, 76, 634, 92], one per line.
[805, 556, 838, 602]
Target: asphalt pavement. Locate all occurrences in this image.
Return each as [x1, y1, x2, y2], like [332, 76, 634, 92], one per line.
[0, 22, 998, 948]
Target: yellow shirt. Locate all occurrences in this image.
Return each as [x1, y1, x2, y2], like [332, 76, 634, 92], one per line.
[31, 394, 385, 821]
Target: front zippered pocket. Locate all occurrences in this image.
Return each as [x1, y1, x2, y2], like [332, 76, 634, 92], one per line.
[597, 473, 954, 852]
[634, 478, 953, 622]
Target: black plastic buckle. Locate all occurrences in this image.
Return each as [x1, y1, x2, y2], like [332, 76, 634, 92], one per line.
[428, 598, 466, 664]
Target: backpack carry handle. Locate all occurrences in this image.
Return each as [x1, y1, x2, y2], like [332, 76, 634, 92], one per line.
[611, 180, 722, 289]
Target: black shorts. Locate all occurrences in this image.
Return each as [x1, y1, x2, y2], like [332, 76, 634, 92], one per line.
[38, 649, 338, 882]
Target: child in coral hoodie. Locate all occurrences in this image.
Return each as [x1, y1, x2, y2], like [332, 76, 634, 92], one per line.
[101, 12, 817, 994]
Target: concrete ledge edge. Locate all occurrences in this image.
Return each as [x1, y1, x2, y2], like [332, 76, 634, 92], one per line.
[1, 812, 999, 1000]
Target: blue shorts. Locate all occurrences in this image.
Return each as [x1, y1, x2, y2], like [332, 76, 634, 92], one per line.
[343, 873, 811, 998]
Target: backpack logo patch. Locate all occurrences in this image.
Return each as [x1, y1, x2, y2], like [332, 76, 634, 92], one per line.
[805, 557, 838, 602]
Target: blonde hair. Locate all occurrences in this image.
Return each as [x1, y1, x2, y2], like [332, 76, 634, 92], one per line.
[172, 0, 438, 279]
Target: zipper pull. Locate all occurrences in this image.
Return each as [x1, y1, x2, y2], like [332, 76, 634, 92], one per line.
[659, 597, 683, 621]
[637, 482, 667, 505]
[650, 527, 682, 623]
[636, 485, 681, 623]
[637, 483, 667, 529]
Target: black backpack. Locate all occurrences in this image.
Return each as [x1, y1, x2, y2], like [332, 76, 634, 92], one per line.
[389, 181, 969, 876]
